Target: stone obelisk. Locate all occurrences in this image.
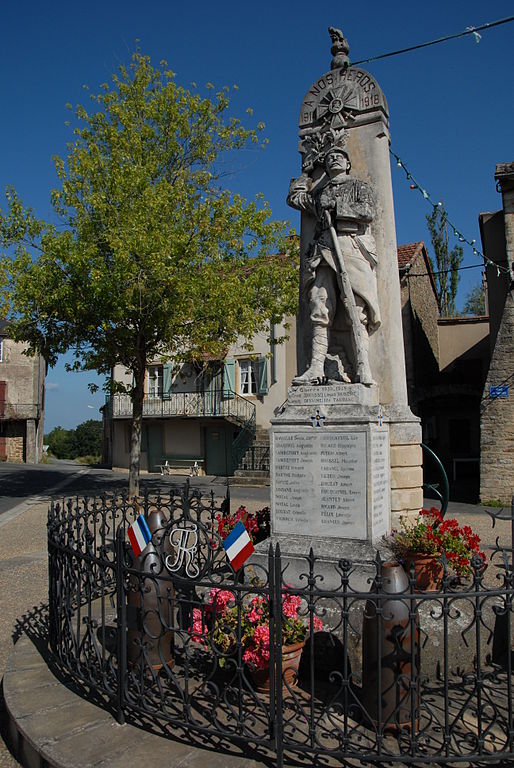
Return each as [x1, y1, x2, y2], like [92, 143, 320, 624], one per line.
[269, 27, 423, 557]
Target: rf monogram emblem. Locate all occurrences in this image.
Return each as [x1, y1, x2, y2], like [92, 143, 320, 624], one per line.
[165, 524, 200, 578]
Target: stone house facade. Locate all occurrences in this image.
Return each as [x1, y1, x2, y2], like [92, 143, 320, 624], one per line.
[398, 242, 440, 413]
[0, 321, 46, 463]
[479, 162, 514, 504]
[398, 242, 490, 500]
[106, 318, 296, 476]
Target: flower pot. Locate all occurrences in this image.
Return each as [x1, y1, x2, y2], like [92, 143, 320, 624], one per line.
[250, 641, 305, 693]
[402, 552, 444, 592]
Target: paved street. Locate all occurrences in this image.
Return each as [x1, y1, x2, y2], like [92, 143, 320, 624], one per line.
[0, 461, 270, 517]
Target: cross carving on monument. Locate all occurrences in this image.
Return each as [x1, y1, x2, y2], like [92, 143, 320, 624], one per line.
[310, 409, 326, 428]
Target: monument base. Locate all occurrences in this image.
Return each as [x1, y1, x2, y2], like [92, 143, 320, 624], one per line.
[270, 384, 390, 549]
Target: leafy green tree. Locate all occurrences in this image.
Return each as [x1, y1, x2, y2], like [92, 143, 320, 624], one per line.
[462, 283, 486, 315]
[74, 419, 102, 457]
[1, 52, 298, 495]
[426, 205, 463, 317]
[45, 426, 77, 460]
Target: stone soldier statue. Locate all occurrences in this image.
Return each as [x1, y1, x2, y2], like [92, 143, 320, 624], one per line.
[287, 142, 381, 385]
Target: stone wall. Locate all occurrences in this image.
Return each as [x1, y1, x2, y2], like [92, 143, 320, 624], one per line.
[399, 243, 440, 411]
[480, 290, 514, 503]
[480, 163, 514, 505]
[3, 422, 25, 462]
[0, 328, 45, 463]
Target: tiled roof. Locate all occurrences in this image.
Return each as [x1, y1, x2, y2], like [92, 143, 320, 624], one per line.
[397, 242, 424, 269]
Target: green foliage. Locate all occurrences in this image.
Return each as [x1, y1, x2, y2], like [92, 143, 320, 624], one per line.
[75, 454, 101, 465]
[480, 498, 505, 508]
[1, 52, 298, 493]
[44, 419, 102, 460]
[426, 205, 463, 317]
[45, 426, 78, 460]
[462, 283, 486, 315]
[74, 419, 102, 456]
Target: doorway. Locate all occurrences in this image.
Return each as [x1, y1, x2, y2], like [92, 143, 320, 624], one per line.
[205, 426, 229, 476]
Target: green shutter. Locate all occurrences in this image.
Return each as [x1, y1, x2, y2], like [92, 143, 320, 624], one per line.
[257, 357, 268, 395]
[223, 359, 235, 399]
[163, 364, 173, 398]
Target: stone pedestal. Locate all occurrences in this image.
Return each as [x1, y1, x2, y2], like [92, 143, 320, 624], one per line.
[269, 384, 390, 558]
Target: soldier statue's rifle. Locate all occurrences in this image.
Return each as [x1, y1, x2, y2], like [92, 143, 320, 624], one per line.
[324, 209, 371, 384]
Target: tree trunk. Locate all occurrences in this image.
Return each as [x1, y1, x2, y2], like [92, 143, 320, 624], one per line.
[128, 364, 146, 498]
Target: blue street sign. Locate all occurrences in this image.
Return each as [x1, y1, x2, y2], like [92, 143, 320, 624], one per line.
[489, 385, 509, 399]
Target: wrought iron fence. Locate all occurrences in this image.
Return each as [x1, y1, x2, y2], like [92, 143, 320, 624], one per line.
[48, 487, 514, 766]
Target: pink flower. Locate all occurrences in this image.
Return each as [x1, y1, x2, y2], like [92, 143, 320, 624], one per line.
[313, 616, 324, 632]
[282, 591, 301, 618]
[209, 588, 235, 613]
[253, 624, 270, 645]
[243, 645, 269, 670]
[247, 608, 263, 624]
[191, 608, 208, 646]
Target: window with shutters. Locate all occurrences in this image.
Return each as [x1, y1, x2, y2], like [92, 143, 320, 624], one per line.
[147, 365, 163, 397]
[238, 359, 257, 395]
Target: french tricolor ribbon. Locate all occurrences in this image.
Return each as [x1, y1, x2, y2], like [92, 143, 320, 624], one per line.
[127, 514, 152, 558]
[223, 521, 254, 571]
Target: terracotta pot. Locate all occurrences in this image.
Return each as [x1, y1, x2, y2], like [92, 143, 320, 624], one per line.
[250, 641, 304, 693]
[402, 552, 444, 592]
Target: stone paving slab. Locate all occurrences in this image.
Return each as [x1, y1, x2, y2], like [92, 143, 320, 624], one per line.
[4, 636, 269, 768]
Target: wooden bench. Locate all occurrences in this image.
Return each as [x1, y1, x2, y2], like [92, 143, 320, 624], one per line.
[157, 457, 205, 476]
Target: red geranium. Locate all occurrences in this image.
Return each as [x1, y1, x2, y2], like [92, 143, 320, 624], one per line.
[389, 507, 485, 578]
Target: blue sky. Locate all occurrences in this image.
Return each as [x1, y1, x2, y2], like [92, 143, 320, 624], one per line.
[2, 0, 513, 431]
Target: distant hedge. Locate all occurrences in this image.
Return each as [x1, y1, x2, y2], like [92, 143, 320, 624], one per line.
[44, 419, 102, 460]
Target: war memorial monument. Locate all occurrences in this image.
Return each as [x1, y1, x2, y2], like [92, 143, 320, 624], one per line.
[270, 27, 424, 558]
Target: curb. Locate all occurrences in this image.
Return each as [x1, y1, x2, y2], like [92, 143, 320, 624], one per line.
[3, 637, 267, 768]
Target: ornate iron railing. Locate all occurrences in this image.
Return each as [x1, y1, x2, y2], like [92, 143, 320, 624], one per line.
[239, 443, 270, 472]
[231, 418, 256, 472]
[48, 488, 514, 766]
[109, 390, 255, 428]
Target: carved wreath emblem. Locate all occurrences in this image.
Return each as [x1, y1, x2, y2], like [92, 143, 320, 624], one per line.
[316, 84, 358, 129]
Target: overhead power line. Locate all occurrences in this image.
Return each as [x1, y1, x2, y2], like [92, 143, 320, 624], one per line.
[352, 15, 514, 66]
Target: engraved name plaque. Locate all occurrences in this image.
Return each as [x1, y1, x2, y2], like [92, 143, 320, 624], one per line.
[273, 429, 368, 539]
[371, 429, 390, 538]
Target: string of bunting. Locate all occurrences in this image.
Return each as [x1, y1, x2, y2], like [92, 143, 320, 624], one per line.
[405, 263, 487, 279]
[390, 149, 510, 278]
[351, 15, 514, 66]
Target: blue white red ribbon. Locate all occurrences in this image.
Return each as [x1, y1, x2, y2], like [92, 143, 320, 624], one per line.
[127, 514, 152, 558]
[223, 521, 254, 571]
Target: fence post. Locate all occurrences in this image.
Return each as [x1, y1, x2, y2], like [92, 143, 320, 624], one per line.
[115, 527, 127, 725]
[273, 543, 283, 768]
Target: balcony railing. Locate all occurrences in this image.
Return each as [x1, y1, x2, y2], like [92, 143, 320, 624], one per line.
[109, 390, 255, 428]
[0, 402, 39, 420]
